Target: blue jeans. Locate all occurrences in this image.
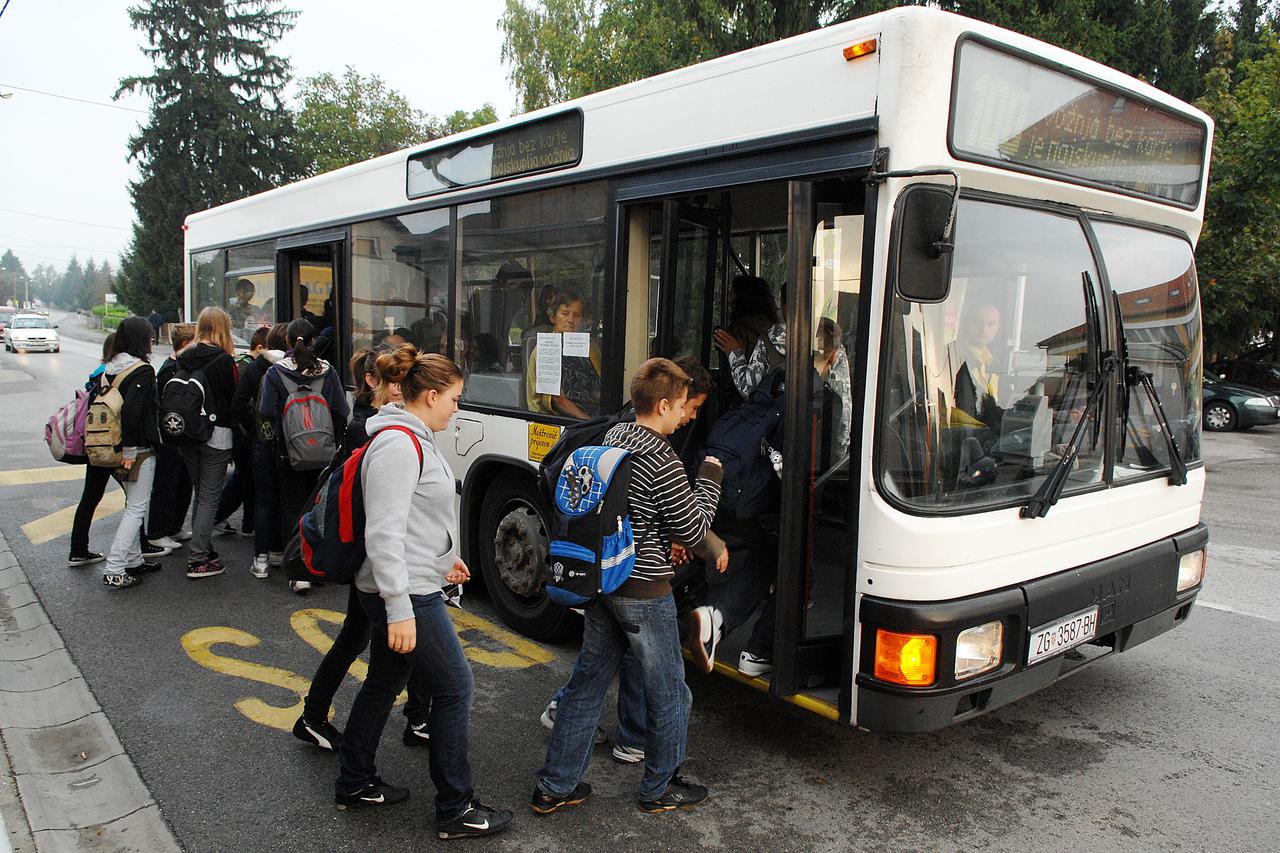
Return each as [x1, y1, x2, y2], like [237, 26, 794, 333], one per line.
[537, 593, 691, 802]
[337, 592, 474, 822]
[551, 650, 645, 750]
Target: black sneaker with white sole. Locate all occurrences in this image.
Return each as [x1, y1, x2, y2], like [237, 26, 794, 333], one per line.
[530, 782, 592, 815]
[68, 552, 105, 568]
[126, 561, 162, 576]
[437, 800, 514, 839]
[140, 540, 172, 558]
[293, 715, 342, 751]
[334, 778, 409, 810]
[102, 572, 142, 589]
[638, 775, 709, 813]
[402, 721, 430, 746]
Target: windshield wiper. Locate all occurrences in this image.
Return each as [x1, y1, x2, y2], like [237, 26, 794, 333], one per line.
[1022, 272, 1109, 520]
[1114, 293, 1188, 486]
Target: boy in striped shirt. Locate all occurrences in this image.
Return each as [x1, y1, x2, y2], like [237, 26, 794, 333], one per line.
[533, 358, 728, 815]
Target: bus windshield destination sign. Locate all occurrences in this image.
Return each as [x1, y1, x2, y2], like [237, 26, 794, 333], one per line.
[951, 41, 1207, 205]
[407, 111, 584, 199]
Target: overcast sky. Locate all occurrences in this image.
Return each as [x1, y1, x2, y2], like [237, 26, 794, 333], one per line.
[0, 0, 516, 275]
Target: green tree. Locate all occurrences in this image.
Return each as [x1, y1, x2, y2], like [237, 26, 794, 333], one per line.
[28, 264, 58, 307]
[56, 257, 85, 313]
[1195, 26, 1280, 356]
[295, 67, 429, 176]
[428, 104, 501, 139]
[0, 250, 30, 307]
[116, 0, 302, 321]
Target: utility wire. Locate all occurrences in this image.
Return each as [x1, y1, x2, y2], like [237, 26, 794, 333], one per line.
[0, 207, 131, 230]
[0, 1, 12, 22]
[0, 232, 123, 253]
[0, 82, 146, 114]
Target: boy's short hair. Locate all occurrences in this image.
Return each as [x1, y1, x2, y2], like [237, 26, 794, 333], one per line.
[169, 322, 196, 350]
[672, 356, 712, 398]
[249, 326, 269, 349]
[631, 357, 691, 415]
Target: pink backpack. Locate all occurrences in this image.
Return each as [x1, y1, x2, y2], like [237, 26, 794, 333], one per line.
[45, 387, 93, 463]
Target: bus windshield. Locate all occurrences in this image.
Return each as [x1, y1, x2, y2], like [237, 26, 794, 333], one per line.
[877, 199, 1106, 511]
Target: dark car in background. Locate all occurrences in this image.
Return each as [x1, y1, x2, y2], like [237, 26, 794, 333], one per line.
[1202, 376, 1280, 431]
[1209, 343, 1280, 397]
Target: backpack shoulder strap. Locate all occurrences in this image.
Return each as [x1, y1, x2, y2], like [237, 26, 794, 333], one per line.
[370, 425, 425, 478]
[278, 372, 303, 393]
[106, 360, 145, 391]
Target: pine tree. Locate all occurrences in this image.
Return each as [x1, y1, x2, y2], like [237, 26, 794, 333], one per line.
[116, 0, 301, 321]
[0, 250, 29, 307]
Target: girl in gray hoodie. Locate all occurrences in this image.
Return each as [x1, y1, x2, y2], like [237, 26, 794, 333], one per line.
[334, 345, 512, 840]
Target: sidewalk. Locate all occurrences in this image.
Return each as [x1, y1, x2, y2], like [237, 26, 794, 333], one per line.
[0, 531, 181, 852]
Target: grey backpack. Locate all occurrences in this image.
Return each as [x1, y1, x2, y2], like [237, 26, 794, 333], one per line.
[278, 372, 337, 470]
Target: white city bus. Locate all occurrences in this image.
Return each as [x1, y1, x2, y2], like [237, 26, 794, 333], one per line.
[185, 6, 1211, 729]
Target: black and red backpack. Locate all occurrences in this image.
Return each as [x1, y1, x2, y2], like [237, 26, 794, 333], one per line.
[284, 425, 423, 584]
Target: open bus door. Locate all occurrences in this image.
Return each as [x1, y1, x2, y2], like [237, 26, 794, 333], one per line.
[276, 230, 348, 380]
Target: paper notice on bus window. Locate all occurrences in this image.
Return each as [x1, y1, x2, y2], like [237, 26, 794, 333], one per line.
[562, 332, 591, 358]
[535, 332, 562, 395]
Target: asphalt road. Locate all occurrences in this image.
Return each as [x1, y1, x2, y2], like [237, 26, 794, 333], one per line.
[2, 315, 1276, 852]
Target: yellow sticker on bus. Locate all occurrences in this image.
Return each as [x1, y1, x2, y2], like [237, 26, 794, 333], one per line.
[527, 423, 562, 462]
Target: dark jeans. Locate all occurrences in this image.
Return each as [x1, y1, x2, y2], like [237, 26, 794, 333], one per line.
[215, 437, 254, 532]
[551, 651, 645, 750]
[146, 443, 192, 540]
[707, 520, 777, 656]
[252, 442, 282, 556]
[70, 464, 114, 556]
[537, 593, 691, 801]
[337, 592, 475, 822]
[277, 461, 320, 550]
[304, 586, 431, 727]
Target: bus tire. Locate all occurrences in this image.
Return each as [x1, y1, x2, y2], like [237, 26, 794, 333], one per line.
[476, 473, 575, 640]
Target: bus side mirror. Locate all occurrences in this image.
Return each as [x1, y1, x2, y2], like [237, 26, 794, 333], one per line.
[893, 183, 956, 303]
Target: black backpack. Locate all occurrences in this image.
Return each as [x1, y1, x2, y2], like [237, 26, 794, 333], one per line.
[699, 380, 785, 520]
[159, 363, 214, 445]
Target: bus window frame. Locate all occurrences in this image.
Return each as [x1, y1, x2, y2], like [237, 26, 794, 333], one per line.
[946, 33, 1210, 211]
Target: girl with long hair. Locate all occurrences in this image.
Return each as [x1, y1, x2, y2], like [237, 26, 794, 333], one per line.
[67, 333, 116, 568]
[233, 322, 288, 578]
[333, 346, 511, 840]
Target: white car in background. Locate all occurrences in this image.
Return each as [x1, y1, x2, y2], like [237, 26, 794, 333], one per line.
[4, 313, 60, 353]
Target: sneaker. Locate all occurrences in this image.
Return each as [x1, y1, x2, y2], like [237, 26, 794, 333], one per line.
[638, 775, 709, 813]
[126, 561, 162, 576]
[149, 535, 182, 550]
[290, 580, 312, 595]
[102, 572, 142, 589]
[186, 559, 225, 579]
[540, 699, 608, 745]
[530, 782, 592, 815]
[334, 778, 409, 811]
[688, 605, 723, 674]
[250, 554, 269, 579]
[212, 520, 236, 536]
[611, 744, 645, 765]
[239, 526, 255, 538]
[68, 552, 105, 568]
[437, 800, 513, 839]
[141, 540, 172, 558]
[174, 529, 192, 541]
[739, 651, 773, 677]
[268, 551, 284, 566]
[402, 721, 430, 746]
[293, 715, 342, 751]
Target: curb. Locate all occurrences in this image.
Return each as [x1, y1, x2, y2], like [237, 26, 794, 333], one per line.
[0, 532, 182, 852]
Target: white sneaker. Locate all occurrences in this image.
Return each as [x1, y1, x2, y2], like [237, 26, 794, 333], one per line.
[268, 551, 284, 567]
[688, 606, 723, 674]
[174, 529, 192, 541]
[289, 580, 312, 594]
[611, 744, 644, 764]
[739, 651, 773, 677]
[250, 555, 269, 579]
[149, 535, 182, 550]
[540, 699, 608, 744]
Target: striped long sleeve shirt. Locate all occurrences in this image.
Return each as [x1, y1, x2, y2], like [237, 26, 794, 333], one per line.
[605, 422, 724, 597]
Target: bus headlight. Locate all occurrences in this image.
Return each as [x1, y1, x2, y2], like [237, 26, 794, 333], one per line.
[1177, 549, 1206, 592]
[954, 621, 1003, 680]
[874, 629, 936, 686]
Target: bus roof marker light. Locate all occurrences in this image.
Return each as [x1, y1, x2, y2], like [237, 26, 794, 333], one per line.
[843, 39, 877, 61]
[874, 629, 936, 687]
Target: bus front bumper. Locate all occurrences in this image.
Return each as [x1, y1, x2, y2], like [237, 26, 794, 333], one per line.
[854, 523, 1208, 733]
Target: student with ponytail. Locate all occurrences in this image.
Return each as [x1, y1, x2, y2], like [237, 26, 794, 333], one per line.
[258, 317, 349, 593]
[333, 346, 512, 840]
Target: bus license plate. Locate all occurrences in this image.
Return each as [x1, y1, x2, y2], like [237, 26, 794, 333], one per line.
[1027, 606, 1099, 666]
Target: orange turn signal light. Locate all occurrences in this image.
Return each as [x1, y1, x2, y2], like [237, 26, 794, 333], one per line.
[843, 39, 877, 61]
[874, 629, 937, 687]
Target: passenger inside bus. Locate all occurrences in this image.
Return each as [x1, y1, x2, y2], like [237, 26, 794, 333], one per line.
[946, 302, 1005, 432]
[525, 289, 601, 419]
[712, 275, 787, 399]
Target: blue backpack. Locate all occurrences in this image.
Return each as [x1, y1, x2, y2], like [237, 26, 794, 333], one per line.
[547, 445, 635, 607]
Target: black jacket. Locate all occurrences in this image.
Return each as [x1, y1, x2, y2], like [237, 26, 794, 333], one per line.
[341, 400, 377, 463]
[174, 343, 238, 427]
[102, 360, 160, 451]
[230, 353, 274, 439]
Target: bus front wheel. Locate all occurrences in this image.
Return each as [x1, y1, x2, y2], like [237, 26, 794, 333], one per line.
[476, 474, 576, 640]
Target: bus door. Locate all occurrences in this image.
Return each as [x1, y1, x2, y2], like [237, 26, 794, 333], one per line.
[772, 178, 870, 719]
[276, 230, 347, 378]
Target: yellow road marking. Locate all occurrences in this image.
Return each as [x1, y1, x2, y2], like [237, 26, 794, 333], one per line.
[182, 626, 312, 733]
[22, 489, 124, 545]
[0, 466, 86, 486]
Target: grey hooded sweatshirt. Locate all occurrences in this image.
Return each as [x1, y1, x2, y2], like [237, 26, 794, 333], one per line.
[355, 405, 458, 623]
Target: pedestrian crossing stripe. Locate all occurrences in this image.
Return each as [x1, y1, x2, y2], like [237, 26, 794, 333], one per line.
[21, 490, 125, 545]
[0, 466, 86, 486]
